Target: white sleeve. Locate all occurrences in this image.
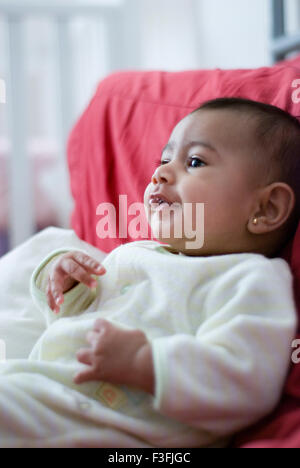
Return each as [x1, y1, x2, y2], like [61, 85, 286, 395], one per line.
[30, 247, 99, 326]
[151, 258, 298, 437]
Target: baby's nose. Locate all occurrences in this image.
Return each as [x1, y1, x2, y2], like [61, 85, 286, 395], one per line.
[151, 162, 175, 185]
[151, 167, 166, 185]
[151, 174, 158, 184]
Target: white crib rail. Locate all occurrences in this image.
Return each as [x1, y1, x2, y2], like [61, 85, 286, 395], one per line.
[0, 0, 125, 249]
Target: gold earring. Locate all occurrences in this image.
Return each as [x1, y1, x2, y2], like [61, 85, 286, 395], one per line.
[253, 217, 258, 225]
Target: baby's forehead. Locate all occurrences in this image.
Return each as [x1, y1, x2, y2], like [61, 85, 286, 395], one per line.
[172, 108, 257, 151]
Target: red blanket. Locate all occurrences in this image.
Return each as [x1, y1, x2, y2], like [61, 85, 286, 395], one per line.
[68, 58, 300, 448]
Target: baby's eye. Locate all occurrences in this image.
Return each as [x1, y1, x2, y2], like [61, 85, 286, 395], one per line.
[155, 159, 168, 167]
[187, 157, 206, 168]
[155, 157, 207, 168]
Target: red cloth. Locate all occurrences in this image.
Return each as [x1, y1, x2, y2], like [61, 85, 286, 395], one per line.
[67, 57, 300, 448]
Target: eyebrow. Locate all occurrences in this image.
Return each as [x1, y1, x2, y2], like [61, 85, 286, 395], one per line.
[161, 140, 219, 156]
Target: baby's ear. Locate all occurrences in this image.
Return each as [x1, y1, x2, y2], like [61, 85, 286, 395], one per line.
[248, 182, 296, 234]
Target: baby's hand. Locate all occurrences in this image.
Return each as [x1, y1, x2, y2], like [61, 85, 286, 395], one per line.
[73, 319, 154, 394]
[47, 251, 106, 314]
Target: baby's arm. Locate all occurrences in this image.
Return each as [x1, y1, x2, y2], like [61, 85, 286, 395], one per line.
[30, 249, 106, 323]
[73, 260, 297, 425]
[43, 250, 106, 313]
[148, 259, 297, 437]
[31, 248, 154, 389]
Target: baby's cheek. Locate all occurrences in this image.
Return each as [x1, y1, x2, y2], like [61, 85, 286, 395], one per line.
[143, 185, 152, 217]
[144, 183, 152, 201]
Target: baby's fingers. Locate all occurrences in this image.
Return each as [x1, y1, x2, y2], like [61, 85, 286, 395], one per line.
[71, 252, 106, 276]
[73, 366, 96, 385]
[76, 348, 93, 365]
[46, 279, 62, 314]
[60, 258, 99, 289]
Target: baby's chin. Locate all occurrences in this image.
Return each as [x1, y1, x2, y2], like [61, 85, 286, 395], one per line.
[153, 232, 185, 250]
[155, 236, 206, 257]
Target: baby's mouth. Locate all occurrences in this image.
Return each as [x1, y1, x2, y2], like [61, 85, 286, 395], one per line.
[149, 198, 182, 214]
[149, 195, 172, 211]
[151, 202, 171, 212]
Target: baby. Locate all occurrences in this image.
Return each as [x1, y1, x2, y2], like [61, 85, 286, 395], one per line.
[0, 97, 299, 448]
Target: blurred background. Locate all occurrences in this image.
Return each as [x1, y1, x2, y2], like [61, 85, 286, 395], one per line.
[0, 0, 299, 256]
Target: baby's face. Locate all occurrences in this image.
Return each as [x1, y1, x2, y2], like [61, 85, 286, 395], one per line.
[144, 109, 262, 256]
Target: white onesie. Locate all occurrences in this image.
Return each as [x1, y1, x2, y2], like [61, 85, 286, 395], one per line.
[0, 239, 297, 448]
